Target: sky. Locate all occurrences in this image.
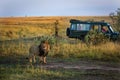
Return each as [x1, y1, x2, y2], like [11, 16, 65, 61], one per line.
[0, 0, 120, 17]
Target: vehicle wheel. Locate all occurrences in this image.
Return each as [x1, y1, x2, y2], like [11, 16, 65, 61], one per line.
[66, 28, 70, 36]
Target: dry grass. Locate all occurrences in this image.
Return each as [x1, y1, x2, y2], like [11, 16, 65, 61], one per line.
[50, 42, 120, 61]
[0, 16, 120, 80]
[0, 16, 120, 61]
[0, 16, 112, 41]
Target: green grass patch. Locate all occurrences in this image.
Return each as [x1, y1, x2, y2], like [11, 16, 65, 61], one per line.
[0, 55, 120, 80]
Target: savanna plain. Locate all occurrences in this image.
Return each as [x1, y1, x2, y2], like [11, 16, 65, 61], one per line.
[0, 16, 120, 80]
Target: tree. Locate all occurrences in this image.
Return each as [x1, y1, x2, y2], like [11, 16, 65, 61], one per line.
[116, 8, 120, 31]
[109, 8, 120, 32]
[109, 12, 115, 24]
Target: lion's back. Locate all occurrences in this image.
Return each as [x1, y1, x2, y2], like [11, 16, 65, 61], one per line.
[29, 45, 39, 56]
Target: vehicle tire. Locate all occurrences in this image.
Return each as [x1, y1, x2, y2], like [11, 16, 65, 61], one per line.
[66, 28, 70, 36]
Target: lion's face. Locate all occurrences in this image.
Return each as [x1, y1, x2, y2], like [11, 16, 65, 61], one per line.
[41, 43, 47, 50]
[39, 40, 50, 53]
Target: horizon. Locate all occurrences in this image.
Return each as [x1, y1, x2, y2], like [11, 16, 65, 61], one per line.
[0, 15, 109, 18]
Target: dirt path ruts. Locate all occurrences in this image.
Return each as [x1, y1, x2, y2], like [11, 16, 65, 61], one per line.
[36, 59, 120, 71]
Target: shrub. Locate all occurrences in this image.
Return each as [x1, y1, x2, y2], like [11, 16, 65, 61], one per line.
[85, 30, 109, 46]
[39, 35, 56, 45]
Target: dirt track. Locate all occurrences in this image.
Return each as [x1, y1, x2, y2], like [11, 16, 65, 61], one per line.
[1, 56, 120, 80]
[0, 56, 120, 71]
[36, 58, 120, 71]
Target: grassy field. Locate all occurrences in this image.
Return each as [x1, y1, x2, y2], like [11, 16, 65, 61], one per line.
[0, 16, 112, 40]
[0, 16, 120, 61]
[0, 16, 120, 80]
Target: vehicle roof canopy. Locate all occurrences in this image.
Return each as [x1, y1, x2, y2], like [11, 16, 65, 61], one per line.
[70, 19, 110, 26]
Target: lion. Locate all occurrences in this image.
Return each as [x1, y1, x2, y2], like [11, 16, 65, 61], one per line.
[27, 40, 50, 64]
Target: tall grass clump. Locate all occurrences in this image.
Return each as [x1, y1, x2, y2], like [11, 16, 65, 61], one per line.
[0, 35, 120, 61]
[50, 41, 120, 61]
[0, 42, 31, 56]
[0, 35, 56, 56]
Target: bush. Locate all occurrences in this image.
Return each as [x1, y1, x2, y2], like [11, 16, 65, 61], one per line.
[85, 30, 109, 45]
[39, 35, 56, 45]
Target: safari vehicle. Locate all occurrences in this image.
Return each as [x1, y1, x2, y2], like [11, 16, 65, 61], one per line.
[66, 19, 119, 41]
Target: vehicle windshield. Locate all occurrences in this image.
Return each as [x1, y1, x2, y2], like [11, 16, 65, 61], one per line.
[109, 26, 114, 32]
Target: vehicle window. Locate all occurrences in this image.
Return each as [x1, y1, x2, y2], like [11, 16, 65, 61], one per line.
[101, 26, 109, 33]
[71, 24, 77, 30]
[92, 25, 99, 31]
[77, 24, 90, 31]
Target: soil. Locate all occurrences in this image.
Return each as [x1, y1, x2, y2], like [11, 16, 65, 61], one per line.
[0, 56, 120, 80]
[0, 56, 120, 71]
[37, 58, 120, 71]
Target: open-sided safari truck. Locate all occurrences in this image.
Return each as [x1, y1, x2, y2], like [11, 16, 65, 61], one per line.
[66, 19, 119, 41]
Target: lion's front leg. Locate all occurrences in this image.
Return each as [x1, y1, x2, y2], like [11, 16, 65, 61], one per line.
[39, 56, 43, 63]
[29, 57, 32, 63]
[43, 57, 47, 64]
[33, 55, 36, 63]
